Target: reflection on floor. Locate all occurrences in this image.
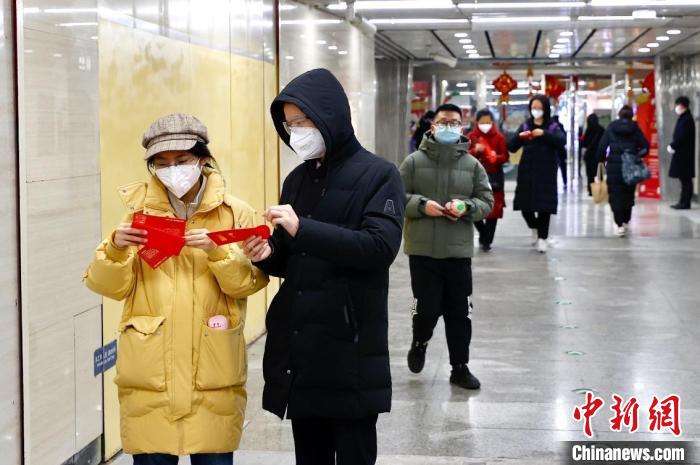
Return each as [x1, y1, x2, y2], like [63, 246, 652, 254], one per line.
[116, 182, 700, 465]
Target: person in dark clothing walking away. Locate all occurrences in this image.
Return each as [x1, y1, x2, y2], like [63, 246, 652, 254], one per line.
[552, 115, 568, 191]
[508, 95, 566, 253]
[668, 96, 696, 209]
[581, 113, 606, 196]
[411, 110, 436, 152]
[241, 68, 405, 465]
[467, 108, 509, 251]
[400, 103, 494, 390]
[597, 105, 650, 237]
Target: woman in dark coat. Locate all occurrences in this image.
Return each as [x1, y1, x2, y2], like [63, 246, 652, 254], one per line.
[507, 94, 566, 253]
[467, 108, 509, 251]
[668, 96, 696, 209]
[597, 105, 650, 237]
[581, 113, 605, 196]
[410, 110, 436, 152]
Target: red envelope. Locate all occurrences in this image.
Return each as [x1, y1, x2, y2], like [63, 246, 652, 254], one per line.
[207, 225, 271, 245]
[131, 213, 187, 269]
[138, 247, 173, 269]
[132, 213, 186, 237]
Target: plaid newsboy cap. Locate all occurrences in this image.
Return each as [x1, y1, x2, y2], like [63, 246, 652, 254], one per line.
[142, 113, 209, 159]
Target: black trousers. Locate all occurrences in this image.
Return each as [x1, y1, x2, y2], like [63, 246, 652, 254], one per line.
[679, 177, 694, 206]
[521, 211, 551, 239]
[409, 255, 473, 366]
[291, 415, 378, 465]
[474, 219, 498, 246]
[558, 150, 568, 186]
[613, 208, 632, 227]
[132, 453, 232, 465]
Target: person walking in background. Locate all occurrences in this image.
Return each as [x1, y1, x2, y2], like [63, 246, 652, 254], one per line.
[597, 105, 650, 237]
[581, 113, 606, 196]
[668, 96, 696, 210]
[241, 68, 405, 465]
[410, 110, 436, 152]
[507, 95, 566, 253]
[467, 108, 509, 252]
[552, 115, 568, 191]
[84, 114, 269, 465]
[400, 103, 494, 390]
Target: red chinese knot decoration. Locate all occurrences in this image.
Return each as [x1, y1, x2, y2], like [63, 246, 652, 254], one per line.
[545, 75, 565, 103]
[492, 71, 518, 103]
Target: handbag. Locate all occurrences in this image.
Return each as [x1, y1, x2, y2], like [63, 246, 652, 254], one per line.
[591, 163, 608, 204]
[622, 149, 651, 185]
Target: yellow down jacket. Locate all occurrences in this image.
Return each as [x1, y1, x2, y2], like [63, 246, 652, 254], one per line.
[84, 172, 268, 455]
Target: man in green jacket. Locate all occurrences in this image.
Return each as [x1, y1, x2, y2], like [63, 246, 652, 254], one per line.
[400, 103, 494, 389]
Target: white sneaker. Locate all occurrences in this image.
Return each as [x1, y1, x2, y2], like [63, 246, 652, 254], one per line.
[615, 226, 627, 237]
[622, 223, 630, 235]
[531, 229, 538, 245]
[536, 238, 548, 253]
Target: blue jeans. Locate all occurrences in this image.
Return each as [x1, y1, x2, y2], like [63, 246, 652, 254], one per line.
[133, 453, 233, 465]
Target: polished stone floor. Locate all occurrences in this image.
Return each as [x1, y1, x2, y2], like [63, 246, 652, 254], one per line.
[116, 181, 700, 465]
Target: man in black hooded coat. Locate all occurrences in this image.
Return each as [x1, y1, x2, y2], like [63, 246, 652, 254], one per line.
[242, 68, 405, 465]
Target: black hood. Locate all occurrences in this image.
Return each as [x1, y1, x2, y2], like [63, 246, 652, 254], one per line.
[271, 68, 359, 161]
[609, 118, 638, 136]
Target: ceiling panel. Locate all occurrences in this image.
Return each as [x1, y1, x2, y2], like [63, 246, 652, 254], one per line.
[576, 27, 647, 57]
[662, 30, 700, 56]
[434, 29, 491, 59]
[536, 28, 594, 58]
[489, 30, 538, 58]
[381, 30, 447, 59]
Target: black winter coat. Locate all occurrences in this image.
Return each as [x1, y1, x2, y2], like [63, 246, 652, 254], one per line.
[597, 119, 650, 211]
[507, 120, 566, 214]
[581, 123, 605, 180]
[258, 68, 405, 420]
[669, 111, 696, 179]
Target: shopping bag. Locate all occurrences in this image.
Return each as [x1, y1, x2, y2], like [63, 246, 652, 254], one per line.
[591, 163, 608, 204]
[622, 149, 651, 185]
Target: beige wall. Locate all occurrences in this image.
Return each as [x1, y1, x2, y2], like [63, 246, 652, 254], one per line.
[0, 1, 21, 464]
[278, 1, 376, 180]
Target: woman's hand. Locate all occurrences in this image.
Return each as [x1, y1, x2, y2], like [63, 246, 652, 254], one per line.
[242, 236, 272, 262]
[114, 223, 147, 248]
[264, 205, 300, 237]
[185, 229, 217, 252]
[519, 131, 532, 140]
[532, 129, 544, 137]
[474, 143, 485, 153]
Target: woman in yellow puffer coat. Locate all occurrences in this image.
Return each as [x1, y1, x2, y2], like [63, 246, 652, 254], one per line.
[84, 113, 269, 465]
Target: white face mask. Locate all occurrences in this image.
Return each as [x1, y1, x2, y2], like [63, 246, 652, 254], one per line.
[289, 127, 326, 161]
[478, 123, 493, 134]
[156, 163, 202, 199]
[531, 109, 544, 120]
[675, 105, 685, 116]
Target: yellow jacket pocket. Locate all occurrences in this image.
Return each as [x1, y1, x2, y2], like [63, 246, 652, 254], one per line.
[196, 322, 247, 390]
[115, 315, 166, 391]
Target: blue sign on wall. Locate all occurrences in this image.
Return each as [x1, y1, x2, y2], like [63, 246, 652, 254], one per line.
[94, 340, 118, 377]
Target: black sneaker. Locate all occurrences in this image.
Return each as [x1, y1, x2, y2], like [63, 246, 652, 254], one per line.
[407, 341, 428, 373]
[450, 364, 481, 389]
[480, 243, 492, 252]
[671, 203, 691, 210]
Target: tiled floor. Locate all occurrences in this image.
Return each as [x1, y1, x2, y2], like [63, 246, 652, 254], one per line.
[115, 181, 700, 464]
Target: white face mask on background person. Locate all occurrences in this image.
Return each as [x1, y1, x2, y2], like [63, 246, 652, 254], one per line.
[290, 127, 326, 161]
[156, 163, 202, 199]
[675, 105, 685, 116]
[478, 123, 493, 134]
[531, 109, 544, 120]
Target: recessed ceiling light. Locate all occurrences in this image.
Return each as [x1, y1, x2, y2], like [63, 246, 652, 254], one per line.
[637, 47, 651, 52]
[578, 15, 635, 20]
[459, 1, 585, 8]
[656, 35, 669, 41]
[459, 38, 472, 44]
[328, 45, 338, 50]
[646, 42, 659, 48]
[560, 31, 574, 36]
[338, 50, 348, 55]
[463, 44, 475, 49]
[471, 15, 570, 23]
[454, 32, 468, 38]
[632, 9, 656, 19]
[456, 82, 469, 87]
[468, 54, 480, 59]
[285, 55, 295, 60]
[549, 53, 561, 57]
[369, 18, 469, 24]
[316, 40, 327, 45]
[667, 29, 681, 35]
[557, 38, 571, 43]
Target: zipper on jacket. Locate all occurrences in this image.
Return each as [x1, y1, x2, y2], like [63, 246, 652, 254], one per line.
[342, 284, 359, 343]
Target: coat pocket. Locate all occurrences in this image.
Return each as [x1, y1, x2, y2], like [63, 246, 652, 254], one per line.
[196, 321, 247, 390]
[114, 315, 166, 391]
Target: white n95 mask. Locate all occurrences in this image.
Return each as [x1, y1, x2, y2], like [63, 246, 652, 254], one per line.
[290, 127, 326, 161]
[156, 163, 202, 199]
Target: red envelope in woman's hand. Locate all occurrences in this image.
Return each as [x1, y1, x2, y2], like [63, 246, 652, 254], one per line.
[207, 225, 271, 245]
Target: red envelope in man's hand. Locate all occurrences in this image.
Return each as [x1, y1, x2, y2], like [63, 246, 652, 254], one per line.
[208, 225, 271, 246]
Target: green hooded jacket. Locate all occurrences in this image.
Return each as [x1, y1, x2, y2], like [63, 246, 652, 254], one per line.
[400, 134, 494, 259]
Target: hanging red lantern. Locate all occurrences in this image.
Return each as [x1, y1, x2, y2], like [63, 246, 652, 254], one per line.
[544, 75, 565, 104]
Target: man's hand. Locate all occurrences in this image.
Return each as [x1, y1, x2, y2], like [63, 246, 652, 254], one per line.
[185, 229, 217, 252]
[532, 128, 544, 137]
[264, 204, 300, 237]
[242, 236, 272, 262]
[424, 200, 446, 217]
[114, 223, 147, 248]
[444, 200, 466, 222]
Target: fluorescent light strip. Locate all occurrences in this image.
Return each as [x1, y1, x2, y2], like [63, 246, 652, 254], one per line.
[578, 15, 636, 20]
[280, 19, 343, 25]
[591, 0, 699, 5]
[471, 16, 570, 23]
[328, 1, 453, 10]
[44, 8, 99, 13]
[369, 18, 468, 24]
[460, 1, 585, 8]
[57, 22, 98, 27]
